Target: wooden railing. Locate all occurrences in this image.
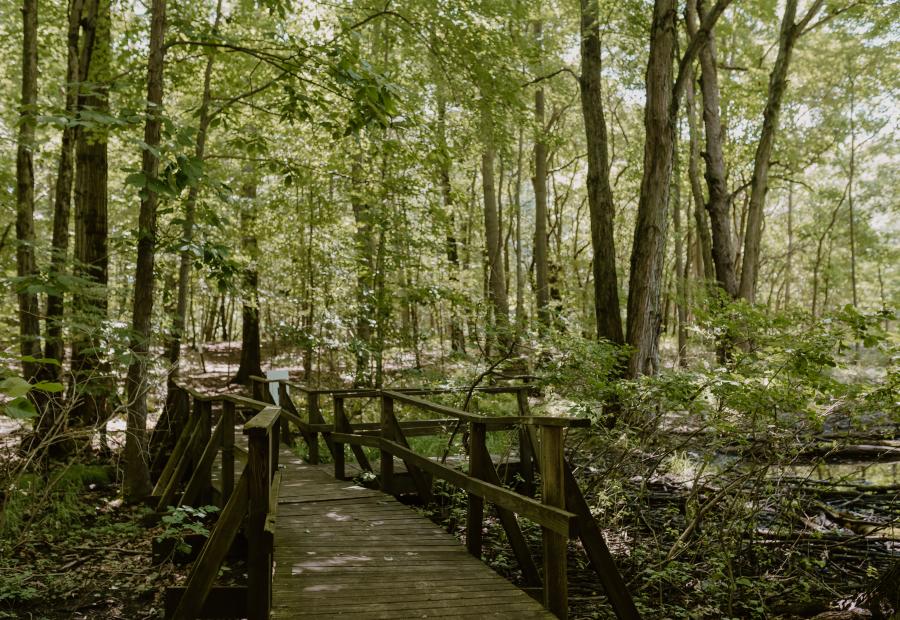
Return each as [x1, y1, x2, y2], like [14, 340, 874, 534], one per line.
[248, 376, 640, 620]
[150, 383, 283, 620]
[249, 376, 540, 491]
[151, 378, 640, 620]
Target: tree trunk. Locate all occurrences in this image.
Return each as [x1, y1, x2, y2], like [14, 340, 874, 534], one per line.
[124, 0, 166, 501]
[70, 0, 111, 427]
[688, 0, 738, 297]
[784, 182, 793, 308]
[232, 172, 263, 386]
[579, 0, 624, 345]
[847, 79, 858, 309]
[480, 103, 510, 344]
[15, 0, 41, 381]
[44, 0, 85, 379]
[673, 135, 688, 367]
[626, 0, 730, 377]
[685, 72, 716, 283]
[166, 0, 222, 375]
[352, 155, 375, 386]
[626, 0, 677, 377]
[437, 90, 466, 354]
[513, 127, 525, 334]
[738, 0, 823, 301]
[532, 21, 551, 329]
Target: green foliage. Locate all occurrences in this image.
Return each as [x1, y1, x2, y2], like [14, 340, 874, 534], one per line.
[539, 333, 629, 423]
[0, 372, 64, 420]
[1, 464, 113, 544]
[156, 505, 220, 555]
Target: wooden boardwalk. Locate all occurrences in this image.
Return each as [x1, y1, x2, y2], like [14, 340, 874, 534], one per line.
[271, 450, 553, 619]
[161, 381, 639, 619]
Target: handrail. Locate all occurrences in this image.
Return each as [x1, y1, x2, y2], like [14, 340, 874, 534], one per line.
[156, 382, 285, 620]
[383, 389, 590, 428]
[250, 375, 537, 397]
[243, 405, 280, 435]
[379, 438, 575, 535]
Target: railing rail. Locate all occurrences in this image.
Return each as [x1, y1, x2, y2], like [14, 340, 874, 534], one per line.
[151, 383, 282, 620]
[150, 377, 639, 620]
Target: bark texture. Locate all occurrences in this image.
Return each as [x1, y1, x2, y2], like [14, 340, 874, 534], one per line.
[626, 0, 677, 377]
[16, 0, 41, 381]
[124, 0, 167, 501]
[45, 0, 85, 373]
[233, 174, 264, 386]
[579, 0, 624, 345]
[688, 0, 738, 297]
[685, 69, 716, 283]
[480, 104, 510, 343]
[532, 20, 551, 329]
[70, 0, 111, 427]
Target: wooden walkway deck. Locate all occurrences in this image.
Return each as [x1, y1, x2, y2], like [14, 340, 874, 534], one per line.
[160, 381, 640, 619]
[271, 450, 553, 619]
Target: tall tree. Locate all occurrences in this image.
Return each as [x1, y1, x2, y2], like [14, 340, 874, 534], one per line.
[437, 91, 466, 354]
[351, 153, 376, 386]
[684, 69, 716, 284]
[44, 0, 85, 375]
[232, 170, 264, 386]
[70, 0, 111, 426]
[579, 0, 624, 345]
[480, 101, 511, 344]
[166, 0, 223, 376]
[532, 19, 551, 329]
[15, 0, 41, 382]
[687, 0, 738, 297]
[626, 0, 730, 377]
[738, 0, 825, 302]
[124, 0, 167, 500]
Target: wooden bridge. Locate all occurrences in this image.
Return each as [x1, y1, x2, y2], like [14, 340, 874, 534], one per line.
[150, 377, 640, 620]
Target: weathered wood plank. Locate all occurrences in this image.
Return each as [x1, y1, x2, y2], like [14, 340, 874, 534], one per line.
[564, 461, 641, 620]
[473, 437, 542, 586]
[271, 458, 552, 619]
[178, 421, 225, 508]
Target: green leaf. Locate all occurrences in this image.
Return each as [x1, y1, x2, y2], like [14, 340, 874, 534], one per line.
[1, 376, 32, 399]
[125, 172, 147, 188]
[21, 355, 60, 366]
[33, 381, 65, 393]
[5, 397, 37, 419]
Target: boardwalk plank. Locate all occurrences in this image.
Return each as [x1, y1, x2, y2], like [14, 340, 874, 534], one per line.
[272, 462, 552, 618]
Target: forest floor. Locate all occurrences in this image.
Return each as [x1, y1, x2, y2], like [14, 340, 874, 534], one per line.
[1, 341, 898, 618]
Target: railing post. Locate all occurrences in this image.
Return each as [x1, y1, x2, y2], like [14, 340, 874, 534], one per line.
[333, 396, 346, 480]
[246, 427, 272, 620]
[380, 394, 394, 494]
[221, 400, 235, 506]
[251, 377, 265, 402]
[271, 409, 281, 471]
[277, 382, 291, 445]
[307, 391, 320, 464]
[541, 425, 567, 619]
[197, 400, 213, 505]
[466, 421, 487, 558]
[516, 390, 535, 496]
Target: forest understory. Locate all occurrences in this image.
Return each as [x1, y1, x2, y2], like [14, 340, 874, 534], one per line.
[1, 340, 897, 620]
[2, 0, 898, 617]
